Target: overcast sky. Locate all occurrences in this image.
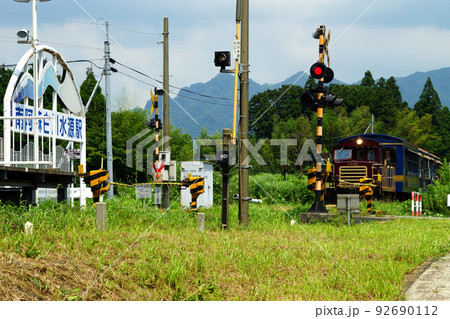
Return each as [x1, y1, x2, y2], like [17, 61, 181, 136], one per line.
[1, 0, 450, 109]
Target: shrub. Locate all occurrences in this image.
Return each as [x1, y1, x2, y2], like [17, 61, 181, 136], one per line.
[422, 159, 450, 216]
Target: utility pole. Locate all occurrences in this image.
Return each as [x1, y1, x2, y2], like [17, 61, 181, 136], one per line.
[162, 17, 170, 208]
[105, 21, 114, 199]
[238, 0, 249, 226]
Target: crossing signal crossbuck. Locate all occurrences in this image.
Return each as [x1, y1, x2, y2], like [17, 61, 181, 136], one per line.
[78, 164, 110, 206]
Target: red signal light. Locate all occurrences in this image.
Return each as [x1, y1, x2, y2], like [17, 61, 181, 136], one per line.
[310, 62, 326, 79]
[313, 66, 323, 76]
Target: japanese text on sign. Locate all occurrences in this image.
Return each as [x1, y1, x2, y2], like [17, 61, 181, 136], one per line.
[12, 103, 84, 142]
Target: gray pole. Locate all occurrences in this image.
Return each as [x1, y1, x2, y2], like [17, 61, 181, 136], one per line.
[162, 17, 170, 208]
[372, 114, 374, 134]
[238, 0, 249, 226]
[105, 21, 114, 198]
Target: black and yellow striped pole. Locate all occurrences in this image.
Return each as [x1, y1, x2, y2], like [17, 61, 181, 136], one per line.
[308, 25, 328, 213]
[307, 167, 326, 202]
[300, 25, 340, 213]
[359, 178, 374, 214]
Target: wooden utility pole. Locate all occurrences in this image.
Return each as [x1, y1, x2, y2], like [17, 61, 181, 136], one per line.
[222, 128, 231, 229]
[238, 0, 249, 226]
[162, 17, 170, 208]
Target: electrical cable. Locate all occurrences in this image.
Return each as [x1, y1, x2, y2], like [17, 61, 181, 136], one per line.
[117, 71, 233, 107]
[114, 60, 233, 101]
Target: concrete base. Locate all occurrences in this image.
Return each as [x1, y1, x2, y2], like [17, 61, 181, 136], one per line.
[96, 203, 107, 231]
[353, 215, 395, 224]
[299, 212, 336, 224]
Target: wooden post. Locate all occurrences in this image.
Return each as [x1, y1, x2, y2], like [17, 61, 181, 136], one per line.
[96, 202, 107, 231]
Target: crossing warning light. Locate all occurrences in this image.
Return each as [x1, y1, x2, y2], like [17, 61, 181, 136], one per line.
[300, 91, 316, 108]
[310, 62, 334, 83]
[325, 93, 344, 107]
[214, 51, 231, 71]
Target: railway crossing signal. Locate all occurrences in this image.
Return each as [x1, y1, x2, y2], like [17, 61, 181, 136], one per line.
[305, 25, 344, 214]
[214, 51, 231, 71]
[153, 162, 165, 183]
[309, 62, 334, 83]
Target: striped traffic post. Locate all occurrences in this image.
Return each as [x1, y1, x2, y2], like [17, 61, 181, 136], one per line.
[359, 178, 374, 214]
[411, 192, 423, 216]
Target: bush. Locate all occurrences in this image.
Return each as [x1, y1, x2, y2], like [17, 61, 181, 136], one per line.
[226, 173, 314, 204]
[422, 160, 450, 216]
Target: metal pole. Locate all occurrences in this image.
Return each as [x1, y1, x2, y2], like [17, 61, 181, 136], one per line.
[371, 114, 374, 134]
[238, 0, 249, 226]
[222, 128, 231, 229]
[105, 21, 114, 199]
[232, 1, 242, 144]
[162, 17, 170, 208]
[32, 0, 39, 169]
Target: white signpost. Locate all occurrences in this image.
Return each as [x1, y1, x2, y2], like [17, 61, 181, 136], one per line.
[154, 186, 162, 205]
[136, 184, 152, 199]
[136, 184, 152, 208]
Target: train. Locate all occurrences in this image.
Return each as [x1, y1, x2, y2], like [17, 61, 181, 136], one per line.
[327, 134, 442, 201]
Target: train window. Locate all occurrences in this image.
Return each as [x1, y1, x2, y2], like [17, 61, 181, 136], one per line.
[419, 158, 422, 177]
[367, 150, 376, 161]
[334, 148, 352, 161]
[382, 147, 397, 166]
[355, 149, 364, 161]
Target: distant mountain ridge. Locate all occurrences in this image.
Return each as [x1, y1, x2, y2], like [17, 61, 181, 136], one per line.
[146, 67, 450, 138]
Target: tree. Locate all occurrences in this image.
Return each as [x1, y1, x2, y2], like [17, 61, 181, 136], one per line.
[79, 72, 106, 171]
[249, 85, 307, 138]
[0, 65, 13, 133]
[360, 70, 375, 87]
[304, 75, 316, 90]
[414, 77, 442, 119]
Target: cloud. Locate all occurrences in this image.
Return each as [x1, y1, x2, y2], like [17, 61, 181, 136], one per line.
[1, 0, 450, 107]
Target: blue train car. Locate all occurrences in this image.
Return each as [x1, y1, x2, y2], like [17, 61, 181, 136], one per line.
[330, 134, 441, 199]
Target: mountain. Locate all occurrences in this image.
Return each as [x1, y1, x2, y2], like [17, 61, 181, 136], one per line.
[156, 67, 450, 138]
[394, 67, 450, 108]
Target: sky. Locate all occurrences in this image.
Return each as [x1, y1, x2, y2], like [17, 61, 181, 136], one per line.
[1, 0, 450, 109]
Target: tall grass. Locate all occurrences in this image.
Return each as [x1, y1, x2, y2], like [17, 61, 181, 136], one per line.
[0, 196, 448, 301]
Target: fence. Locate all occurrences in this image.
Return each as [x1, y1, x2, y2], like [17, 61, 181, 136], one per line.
[0, 137, 70, 172]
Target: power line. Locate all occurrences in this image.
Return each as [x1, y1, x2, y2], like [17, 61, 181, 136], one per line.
[115, 60, 233, 101]
[109, 24, 161, 36]
[117, 71, 233, 107]
[0, 35, 103, 51]
[1, 10, 161, 36]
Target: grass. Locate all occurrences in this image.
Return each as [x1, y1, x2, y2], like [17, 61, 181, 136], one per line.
[0, 189, 448, 301]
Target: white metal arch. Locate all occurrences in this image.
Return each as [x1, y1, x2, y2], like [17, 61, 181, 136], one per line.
[2, 45, 87, 206]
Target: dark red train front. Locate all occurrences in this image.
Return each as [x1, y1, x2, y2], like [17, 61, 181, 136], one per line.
[327, 134, 441, 203]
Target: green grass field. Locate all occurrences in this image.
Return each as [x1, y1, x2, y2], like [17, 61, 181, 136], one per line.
[0, 188, 448, 301]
